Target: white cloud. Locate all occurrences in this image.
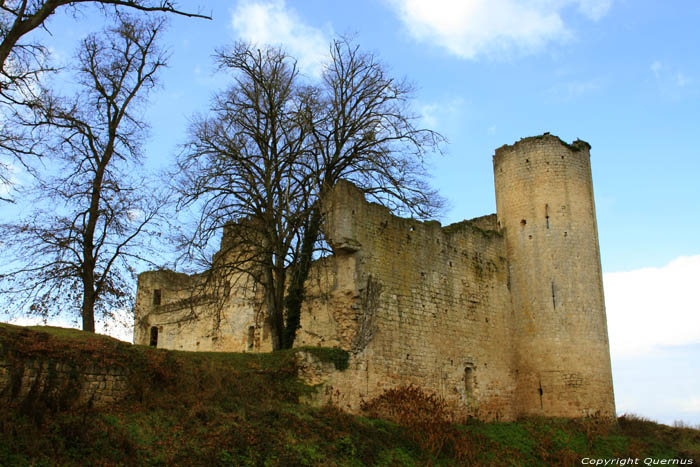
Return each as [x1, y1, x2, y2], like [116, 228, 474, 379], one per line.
[420, 97, 464, 130]
[547, 78, 601, 100]
[678, 397, 700, 414]
[605, 255, 700, 359]
[676, 72, 690, 88]
[575, 0, 612, 20]
[650, 60, 693, 91]
[385, 0, 613, 59]
[231, 0, 331, 78]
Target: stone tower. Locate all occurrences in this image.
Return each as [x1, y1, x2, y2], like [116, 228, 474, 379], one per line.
[493, 134, 615, 417]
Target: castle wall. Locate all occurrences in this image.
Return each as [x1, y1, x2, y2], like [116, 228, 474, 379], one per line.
[304, 181, 517, 420]
[132, 134, 615, 422]
[134, 269, 272, 352]
[493, 134, 615, 418]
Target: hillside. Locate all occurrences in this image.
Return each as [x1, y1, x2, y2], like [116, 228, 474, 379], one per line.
[1, 323, 698, 466]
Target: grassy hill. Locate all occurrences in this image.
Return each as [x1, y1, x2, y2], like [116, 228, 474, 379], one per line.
[1, 323, 698, 466]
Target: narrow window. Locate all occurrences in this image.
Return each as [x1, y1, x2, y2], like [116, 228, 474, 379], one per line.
[464, 366, 475, 394]
[545, 204, 550, 229]
[247, 326, 255, 350]
[551, 281, 556, 310]
[153, 289, 161, 306]
[149, 326, 158, 347]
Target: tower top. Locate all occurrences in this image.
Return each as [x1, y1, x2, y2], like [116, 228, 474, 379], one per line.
[493, 133, 591, 164]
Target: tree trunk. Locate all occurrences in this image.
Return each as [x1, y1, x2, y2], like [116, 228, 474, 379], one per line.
[81, 282, 96, 333]
[264, 258, 287, 350]
[283, 205, 322, 349]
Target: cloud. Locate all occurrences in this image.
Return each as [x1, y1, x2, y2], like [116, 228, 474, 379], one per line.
[678, 397, 700, 414]
[650, 60, 694, 92]
[547, 78, 601, 100]
[576, 0, 612, 20]
[385, 0, 613, 59]
[676, 72, 690, 88]
[420, 97, 464, 130]
[604, 255, 700, 359]
[230, 0, 331, 78]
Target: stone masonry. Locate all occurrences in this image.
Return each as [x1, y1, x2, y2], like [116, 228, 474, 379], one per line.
[134, 134, 616, 421]
[0, 356, 129, 408]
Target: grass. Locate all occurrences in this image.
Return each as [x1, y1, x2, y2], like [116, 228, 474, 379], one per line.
[1, 323, 699, 466]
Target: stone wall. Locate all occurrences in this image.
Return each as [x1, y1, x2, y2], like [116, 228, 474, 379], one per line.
[0, 355, 129, 408]
[134, 266, 272, 353]
[304, 181, 517, 420]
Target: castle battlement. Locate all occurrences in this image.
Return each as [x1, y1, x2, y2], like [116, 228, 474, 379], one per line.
[134, 134, 615, 421]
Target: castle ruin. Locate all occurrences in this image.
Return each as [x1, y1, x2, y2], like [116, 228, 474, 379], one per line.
[134, 134, 616, 421]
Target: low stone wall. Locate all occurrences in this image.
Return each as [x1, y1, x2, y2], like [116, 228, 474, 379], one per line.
[0, 356, 129, 408]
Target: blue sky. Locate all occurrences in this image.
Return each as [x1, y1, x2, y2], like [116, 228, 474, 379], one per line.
[5, 0, 700, 425]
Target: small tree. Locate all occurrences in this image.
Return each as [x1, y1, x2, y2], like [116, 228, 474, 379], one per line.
[175, 39, 444, 350]
[0, 14, 168, 332]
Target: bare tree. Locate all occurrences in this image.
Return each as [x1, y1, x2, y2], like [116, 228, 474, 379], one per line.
[175, 39, 444, 350]
[0, 1, 209, 202]
[0, 14, 168, 332]
[175, 43, 312, 350]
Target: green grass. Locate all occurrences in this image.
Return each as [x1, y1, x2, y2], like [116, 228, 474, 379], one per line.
[1, 324, 699, 466]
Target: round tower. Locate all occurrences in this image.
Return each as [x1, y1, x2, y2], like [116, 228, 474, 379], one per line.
[493, 134, 615, 418]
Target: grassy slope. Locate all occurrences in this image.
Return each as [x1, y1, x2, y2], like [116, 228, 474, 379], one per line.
[0, 323, 698, 466]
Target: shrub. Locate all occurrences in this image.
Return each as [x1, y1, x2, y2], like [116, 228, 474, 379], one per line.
[360, 385, 488, 463]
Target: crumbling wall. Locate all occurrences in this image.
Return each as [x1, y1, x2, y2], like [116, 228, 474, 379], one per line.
[134, 269, 270, 352]
[305, 181, 517, 420]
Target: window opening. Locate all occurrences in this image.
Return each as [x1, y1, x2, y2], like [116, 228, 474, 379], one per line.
[153, 289, 161, 306]
[247, 326, 255, 350]
[149, 327, 158, 347]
